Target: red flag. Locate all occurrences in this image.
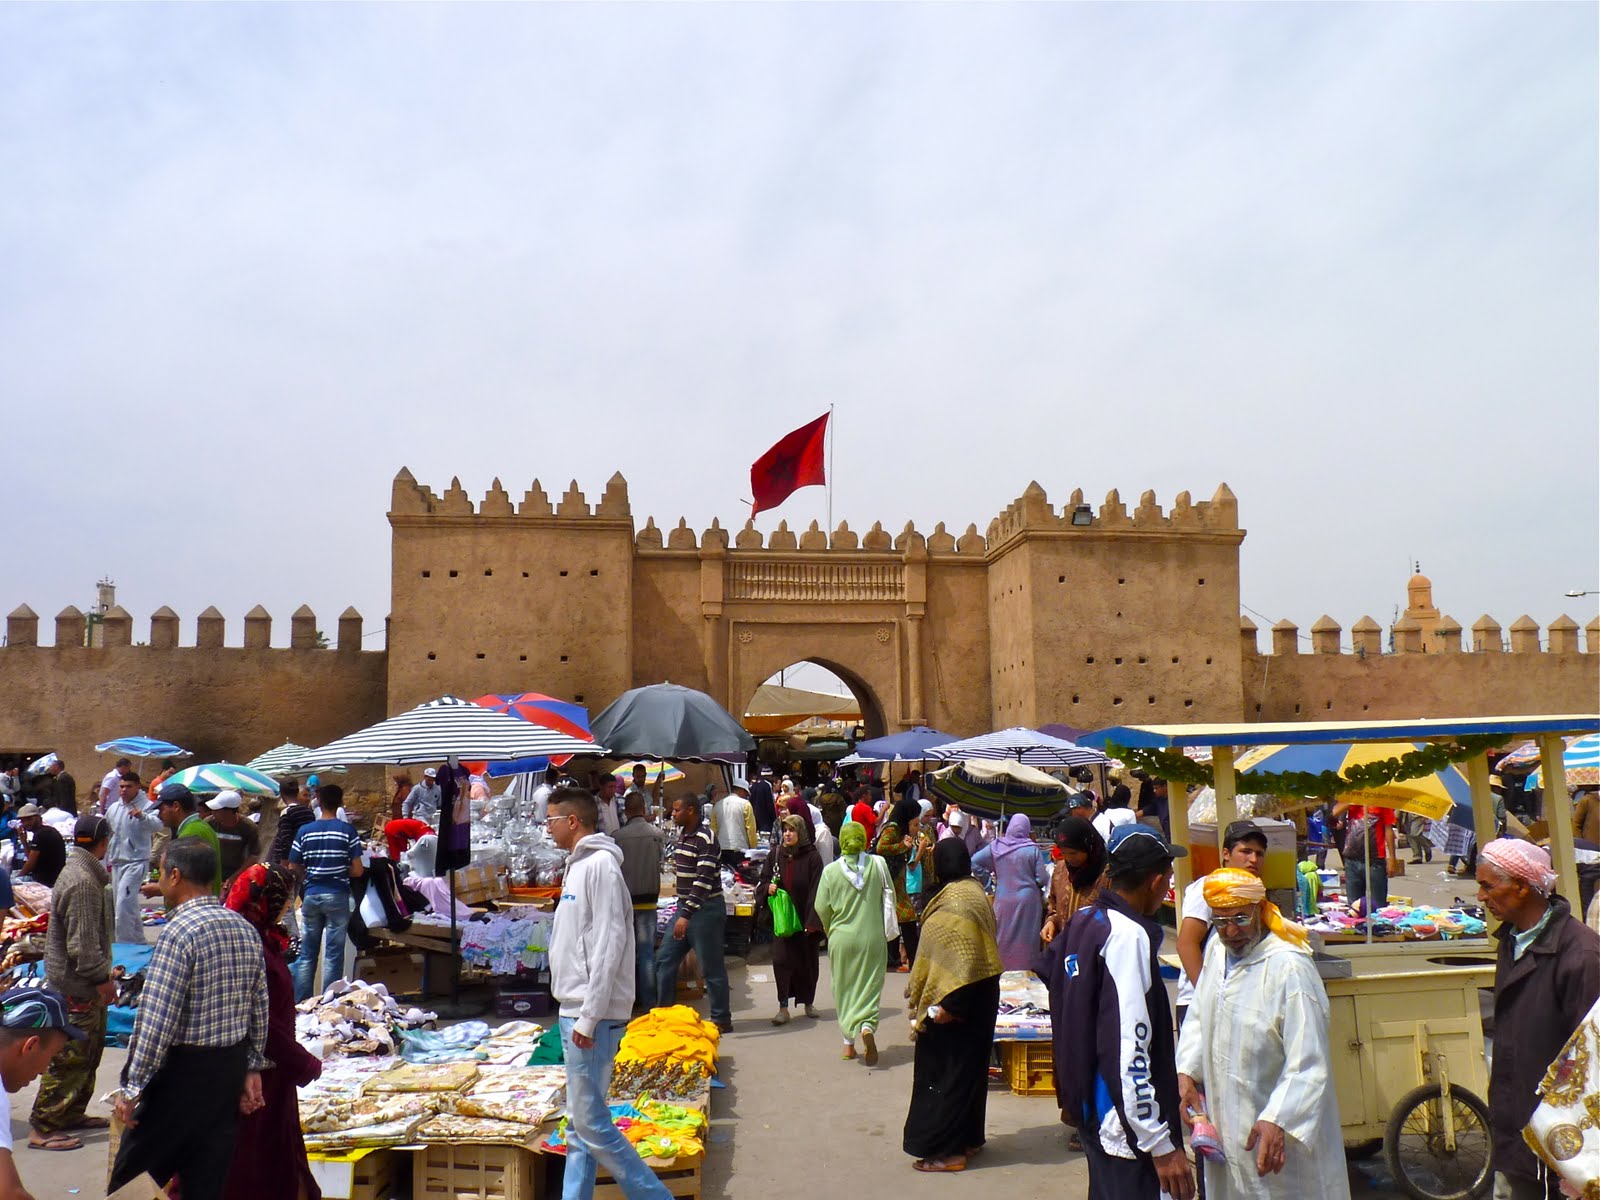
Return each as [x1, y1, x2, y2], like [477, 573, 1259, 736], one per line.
[750, 412, 829, 517]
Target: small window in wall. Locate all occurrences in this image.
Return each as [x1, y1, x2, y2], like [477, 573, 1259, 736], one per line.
[1112, 696, 1123, 705]
[1058, 575, 1065, 584]
[1255, 703, 1262, 714]
[484, 569, 493, 577]
[575, 694, 585, 703]
[1071, 694, 1080, 704]
[1137, 655, 1147, 664]
[1116, 611, 1123, 618]
[1184, 699, 1194, 708]
[1171, 656, 1180, 664]
[590, 569, 599, 577]
[1198, 578, 1206, 585]
[1205, 657, 1213, 665]
[559, 570, 569, 578]
[1085, 656, 1095, 664]
[1294, 703, 1301, 713]
[1325, 701, 1333, 710]
[519, 655, 528, 662]
[421, 570, 431, 579]
[426, 652, 436, 661]
[1114, 657, 1123, 665]
[448, 570, 459, 578]
[522, 571, 530, 578]
[560, 655, 569, 663]
[1118, 577, 1126, 585]
[476, 653, 486, 660]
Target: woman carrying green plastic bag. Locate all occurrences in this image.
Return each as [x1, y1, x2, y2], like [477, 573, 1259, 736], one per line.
[764, 813, 823, 1027]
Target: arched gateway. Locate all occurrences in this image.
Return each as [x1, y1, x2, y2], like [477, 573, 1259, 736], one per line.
[385, 470, 1249, 737]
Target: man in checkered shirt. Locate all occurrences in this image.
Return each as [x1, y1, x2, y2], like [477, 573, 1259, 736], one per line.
[109, 837, 268, 1200]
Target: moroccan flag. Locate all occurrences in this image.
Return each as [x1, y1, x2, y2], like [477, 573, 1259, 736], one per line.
[751, 412, 829, 517]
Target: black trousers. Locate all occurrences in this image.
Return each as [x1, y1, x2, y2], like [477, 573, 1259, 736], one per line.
[1081, 1122, 1162, 1200]
[110, 1041, 249, 1200]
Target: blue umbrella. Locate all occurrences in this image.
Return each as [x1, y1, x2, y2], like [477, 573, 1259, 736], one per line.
[848, 726, 959, 763]
[95, 737, 191, 760]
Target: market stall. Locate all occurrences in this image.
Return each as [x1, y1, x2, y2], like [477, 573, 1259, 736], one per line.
[1081, 713, 1600, 1200]
[299, 992, 719, 1200]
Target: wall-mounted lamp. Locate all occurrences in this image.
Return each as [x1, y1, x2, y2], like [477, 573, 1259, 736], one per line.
[1070, 504, 1094, 527]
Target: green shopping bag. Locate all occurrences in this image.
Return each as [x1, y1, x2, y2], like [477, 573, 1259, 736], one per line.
[767, 887, 801, 938]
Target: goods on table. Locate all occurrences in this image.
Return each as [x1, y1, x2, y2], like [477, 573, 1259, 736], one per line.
[364, 1061, 481, 1094]
[607, 1058, 710, 1103]
[295, 979, 436, 1057]
[616, 1006, 720, 1071]
[458, 912, 554, 975]
[399, 1019, 546, 1064]
[994, 970, 1051, 1041]
[302, 1092, 443, 1134]
[543, 1096, 708, 1164]
[1304, 901, 1488, 940]
[416, 1114, 544, 1146]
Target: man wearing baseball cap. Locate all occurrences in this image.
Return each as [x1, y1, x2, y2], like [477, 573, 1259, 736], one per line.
[204, 790, 260, 887]
[28, 815, 115, 1151]
[0, 987, 87, 1191]
[1049, 823, 1193, 1200]
[151, 783, 221, 896]
[1175, 820, 1270, 1031]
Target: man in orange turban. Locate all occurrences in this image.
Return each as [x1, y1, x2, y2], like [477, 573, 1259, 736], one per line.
[1175, 868, 1345, 1200]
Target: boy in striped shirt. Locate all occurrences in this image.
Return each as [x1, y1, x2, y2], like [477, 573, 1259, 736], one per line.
[288, 785, 365, 1001]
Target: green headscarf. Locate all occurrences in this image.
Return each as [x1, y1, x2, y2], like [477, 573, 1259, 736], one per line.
[840, 820, 867, 856]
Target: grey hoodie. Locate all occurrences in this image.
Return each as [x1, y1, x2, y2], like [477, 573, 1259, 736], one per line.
[549, 833, 636, 1037]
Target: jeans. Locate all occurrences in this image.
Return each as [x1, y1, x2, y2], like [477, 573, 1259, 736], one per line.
[558, 1018, 672, 1200]
[293, 889, 352, 1002]
[654, 900, 730, 1025]
[632, 908, 658, 1010]
[1346, 857, 1389, 910]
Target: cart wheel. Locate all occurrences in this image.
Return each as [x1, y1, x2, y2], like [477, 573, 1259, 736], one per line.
[1383, 1082, 1493, 1200]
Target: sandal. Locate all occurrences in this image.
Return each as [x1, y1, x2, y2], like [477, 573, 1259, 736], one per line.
[862, 1027, 879, 1067]
[913, 1157, 967, 1173]
[1067, 1132, 1083, 1152]
[842, 1044, 857, 1060]
[27, 1132, 81, 1151]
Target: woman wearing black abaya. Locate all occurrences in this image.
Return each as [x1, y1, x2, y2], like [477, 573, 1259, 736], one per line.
[902, 838, 1003, 1173]
[765, 814, 823, 1025]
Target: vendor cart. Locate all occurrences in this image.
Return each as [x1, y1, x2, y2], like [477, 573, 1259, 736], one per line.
[1085, 714, 1599, 1200]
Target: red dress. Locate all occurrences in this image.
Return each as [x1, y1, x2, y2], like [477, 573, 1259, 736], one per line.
[223, 950, 322, 1200]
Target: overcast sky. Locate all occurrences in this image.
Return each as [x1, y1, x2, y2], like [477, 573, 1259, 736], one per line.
[3, 4, 1595, 685]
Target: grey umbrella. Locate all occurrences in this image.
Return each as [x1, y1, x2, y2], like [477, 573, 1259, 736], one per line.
[588, 683, 756, 760]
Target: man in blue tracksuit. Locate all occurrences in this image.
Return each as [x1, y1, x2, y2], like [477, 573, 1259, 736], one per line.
[1053, 824, 1194, 1200]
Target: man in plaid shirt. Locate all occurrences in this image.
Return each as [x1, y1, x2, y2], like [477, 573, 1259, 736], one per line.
[109, 837, 268, 1200]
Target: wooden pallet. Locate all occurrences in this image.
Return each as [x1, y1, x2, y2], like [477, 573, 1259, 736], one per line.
[593, 1154, 701, 1200]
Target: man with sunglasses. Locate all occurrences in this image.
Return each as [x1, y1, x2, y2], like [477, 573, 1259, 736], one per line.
[1176, 820, 1269, 1032]
[1176, 869, 1346, 1200]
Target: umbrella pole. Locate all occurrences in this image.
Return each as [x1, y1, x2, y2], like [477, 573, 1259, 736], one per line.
[1364, 811, 1372, 946]
[448, 754, 461, 1005]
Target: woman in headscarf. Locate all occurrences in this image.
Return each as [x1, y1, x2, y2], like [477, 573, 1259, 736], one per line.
[971, 814, 1050, 970]
[876, 796, 925, 971]
[908, 800, 938, 916]
[765, 813, 824, 1025]
[1040, 816, 1107, 944]
[814, 820, 893, 1065]
[903, 837, 1003, 1173]
[222, 864, 322, 1200]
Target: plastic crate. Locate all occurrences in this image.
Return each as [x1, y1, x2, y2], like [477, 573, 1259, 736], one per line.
[1002, 1040, 1055, 1097]
[412, 1143, 539, 1200]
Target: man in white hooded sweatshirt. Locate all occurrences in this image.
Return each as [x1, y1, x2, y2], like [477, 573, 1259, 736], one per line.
[547, 786, 672, 1200]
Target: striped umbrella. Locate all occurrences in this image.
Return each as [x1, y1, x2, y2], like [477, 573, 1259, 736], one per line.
[1526, 734, 1600, 790]
[295, 696, 604, 768]
[165, 762, 282, 798]
[246, 743, 314, 774]
[1497, 741, 1540, 769]
[927, 759, 1070, 821]
[95, 737, 191, 760]
[611, 761, 685, 785]
[923, 727, 1108, 768]
[1233, 743, 1470, 821]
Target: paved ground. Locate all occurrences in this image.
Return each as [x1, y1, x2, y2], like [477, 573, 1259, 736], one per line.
[13, 931, 1437, 1198]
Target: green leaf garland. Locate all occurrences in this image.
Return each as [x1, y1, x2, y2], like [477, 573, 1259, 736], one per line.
[1105, 735, 1502, 799]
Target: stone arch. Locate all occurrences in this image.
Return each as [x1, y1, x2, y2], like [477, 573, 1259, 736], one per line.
[728, 627, 900, 742]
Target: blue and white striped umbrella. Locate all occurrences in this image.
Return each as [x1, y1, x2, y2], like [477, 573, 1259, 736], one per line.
[295, 696, 605, 768]
[1526, 734, 1600, 790]
[246, 743, 316, 775]
[165, 762, 282, 798]
[94, 737, 191, 760]
[923, 727, 1108, 768]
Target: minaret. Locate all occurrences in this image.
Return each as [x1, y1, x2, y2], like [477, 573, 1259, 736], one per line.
[1402, 563, 1441, 644]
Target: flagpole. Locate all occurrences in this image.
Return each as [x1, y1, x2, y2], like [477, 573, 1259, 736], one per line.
[827, 404, 835, 534]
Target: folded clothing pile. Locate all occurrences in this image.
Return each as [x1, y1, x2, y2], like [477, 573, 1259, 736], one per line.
[398, 1019, 546, 1065]
[294, 979, 436, 1057]
[543, 1097, 707, 1164]
[616, 1006, 720, 1072]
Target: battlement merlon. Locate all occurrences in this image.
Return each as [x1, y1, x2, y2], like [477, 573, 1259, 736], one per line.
[3, 605, 378, 652]
[390, 470, 1244, 557]
[1241, 612, 1600, 656]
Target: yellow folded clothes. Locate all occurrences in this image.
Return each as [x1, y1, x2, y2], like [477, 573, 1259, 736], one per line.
[617, 1006, 720, 1070]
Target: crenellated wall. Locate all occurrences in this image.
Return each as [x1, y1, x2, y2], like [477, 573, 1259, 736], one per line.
[0, 605, 387, 798]
[1239, 602, 1600, 722]
[5, 471, 1592, 799]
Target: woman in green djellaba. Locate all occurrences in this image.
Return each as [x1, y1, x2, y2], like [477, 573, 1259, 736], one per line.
[814, 820, 893, 1065]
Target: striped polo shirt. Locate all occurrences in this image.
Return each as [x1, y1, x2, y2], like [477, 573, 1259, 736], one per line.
[289, 817, 363, 895]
